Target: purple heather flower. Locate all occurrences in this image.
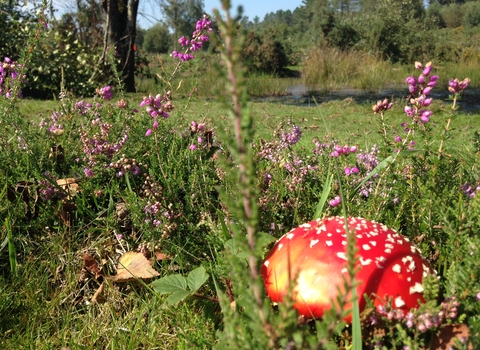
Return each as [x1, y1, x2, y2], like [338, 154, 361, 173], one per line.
[145, 129, 152, 137]
[329, 196, 342, 207]
[96, 85, 112, 100]
[423, 65, 432, 76]
[394, 135, 402, 142]
[448, 78, 471, 94]
[189, 144, 197, 151]
[84, 168, 95, 178]
[178, 36, 189, 47]
[423, 86, 432, 95]
[405, 76, 416, 85]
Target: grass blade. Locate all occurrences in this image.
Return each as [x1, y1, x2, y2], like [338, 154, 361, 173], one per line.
[314, 166, 333, 220]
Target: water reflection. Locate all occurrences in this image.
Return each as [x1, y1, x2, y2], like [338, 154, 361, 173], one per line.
[251, 84, 480, 112]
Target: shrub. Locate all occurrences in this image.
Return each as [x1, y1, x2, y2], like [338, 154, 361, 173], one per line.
[241, 31, 288, 74]
[463, 1, 480, 28]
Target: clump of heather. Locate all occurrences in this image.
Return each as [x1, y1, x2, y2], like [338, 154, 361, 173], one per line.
[0, 57, 26, 99]
[39, 111, 64, 135]
[188, 121, 215, 151]
[80, 117, 129, 177]
[462, 182, 480, 198]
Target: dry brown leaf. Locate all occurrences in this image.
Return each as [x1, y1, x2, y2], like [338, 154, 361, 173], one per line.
[91, 282, 105, 304]
[153, 251, 171, 261]
[57, 178, 80, 199]
[109, 252, 160, 282]
[83, 253, 103, 279]
[430, 324, 472, 350]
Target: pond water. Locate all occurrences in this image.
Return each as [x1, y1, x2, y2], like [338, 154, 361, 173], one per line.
[251, 84, 480, 113]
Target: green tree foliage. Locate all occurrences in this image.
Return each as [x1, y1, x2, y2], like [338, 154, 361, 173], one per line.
[440, 2, 466, 27]
[143, 22, 171, 53]
[0, 1, 38, 60]
[463, 0, 480, 27]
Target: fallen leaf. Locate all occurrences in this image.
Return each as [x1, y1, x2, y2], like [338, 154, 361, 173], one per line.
[83, 253, 103, 279]
[91, 282, 105, 304]
[56, 178, 80, 200]
[153, 251, 171, 261]
[109, 252, 160, 282]
[430, 324, 472, 350]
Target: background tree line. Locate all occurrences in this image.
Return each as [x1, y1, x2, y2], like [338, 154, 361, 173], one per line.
[1, 0, 479, 98]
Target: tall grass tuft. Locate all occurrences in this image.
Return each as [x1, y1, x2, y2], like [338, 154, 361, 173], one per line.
[302, 47, 399, 91]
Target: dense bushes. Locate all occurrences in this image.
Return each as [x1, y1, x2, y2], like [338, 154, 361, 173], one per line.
[241, 31, 288, 74]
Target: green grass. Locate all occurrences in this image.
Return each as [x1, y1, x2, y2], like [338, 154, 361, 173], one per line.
[5, 45, 480, 350]
[4, 90, 480, 348]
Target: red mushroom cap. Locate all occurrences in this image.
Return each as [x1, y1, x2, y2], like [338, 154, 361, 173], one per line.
[261, 217, 434, 320]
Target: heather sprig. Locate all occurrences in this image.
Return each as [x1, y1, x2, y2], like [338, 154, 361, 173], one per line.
[0, 57, 26, 99]
[139, 91, 174, 137]
[172, 15, 213, 62]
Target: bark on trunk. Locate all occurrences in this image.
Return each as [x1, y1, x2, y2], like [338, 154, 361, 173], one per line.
[101, 0, 138, 92]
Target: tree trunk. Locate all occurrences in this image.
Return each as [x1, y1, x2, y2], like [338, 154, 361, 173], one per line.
[125, 0, 139, 92]
[101, 0, 138, 92]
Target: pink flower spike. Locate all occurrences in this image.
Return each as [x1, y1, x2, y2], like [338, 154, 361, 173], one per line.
[349, 145, 357, 153]
[417, 75, 425, 84]
[153, 121, 159, 129]
[145, 129, 152, 137]
[351, 167, 359, 174]
[344, 167, 351, 176]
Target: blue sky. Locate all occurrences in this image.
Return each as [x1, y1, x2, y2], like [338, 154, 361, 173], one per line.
[138, 0, 304, 28]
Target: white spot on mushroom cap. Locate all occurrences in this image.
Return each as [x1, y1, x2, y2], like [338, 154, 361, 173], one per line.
[326, 240, 333, 246]
[384, 248, 392, 254]
[300, 223, 311, 228]
[342, 241, 347, 246]
[337, 252, 347, 260]
[310, 239, 319, 248]
[286, 233, 295, 239]
[264, 260, 270, 267]
[407, 261, 416, 272]
[385, 243, 394, 249]
[341, 268, 348, 273]
[410, 282, 424, 294]
[360, 258, 372, 266]
[362, 244, 371, 251]
[392, 264, 402, 273]
[369, 241, 377, 247]
[277, 243, 284, 251]
[395, 296, 405, 308]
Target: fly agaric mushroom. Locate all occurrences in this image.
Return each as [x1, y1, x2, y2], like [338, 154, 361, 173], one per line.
[261, 217, 434, 320]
